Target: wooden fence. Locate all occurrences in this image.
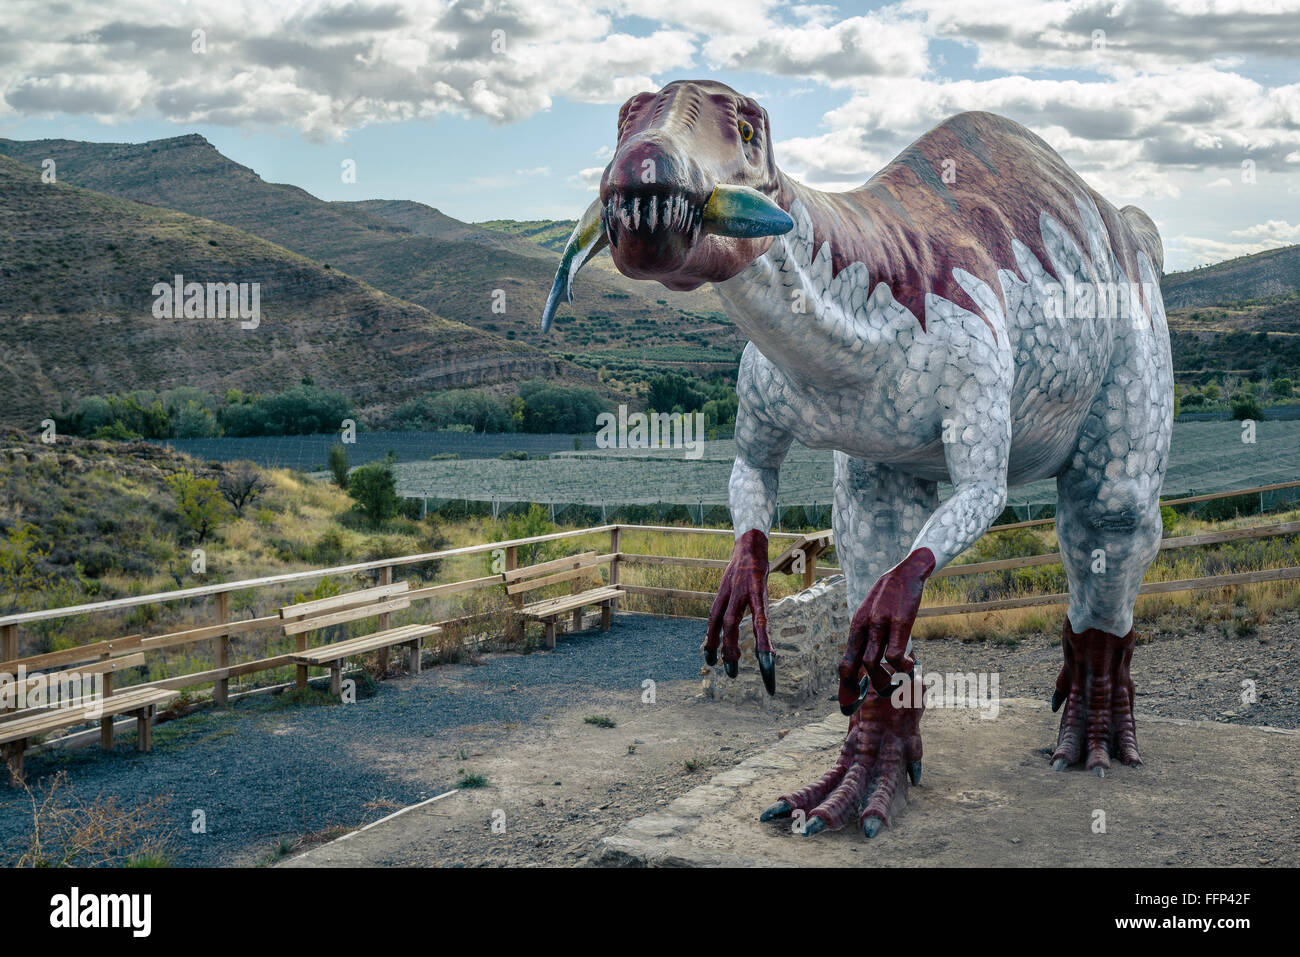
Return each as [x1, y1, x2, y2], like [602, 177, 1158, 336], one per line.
[2, 482, 1299, 713]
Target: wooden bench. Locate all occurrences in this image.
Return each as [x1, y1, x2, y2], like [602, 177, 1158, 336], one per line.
[503, 551, 622, 649]
[770, 529, 835, 587]
[280, 581, 441, 697]
[1, 643, 176, 784]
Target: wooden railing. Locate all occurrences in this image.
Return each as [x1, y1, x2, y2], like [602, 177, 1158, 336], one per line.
[2, 482, 1298, 713]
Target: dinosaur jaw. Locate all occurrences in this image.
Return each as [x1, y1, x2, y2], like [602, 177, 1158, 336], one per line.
[603, 186, 707, 286]
[604, 183, 794, 291]
[540, 182, 795, 331]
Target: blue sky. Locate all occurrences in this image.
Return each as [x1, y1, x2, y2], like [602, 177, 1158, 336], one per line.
[2, 0, 1298, 270]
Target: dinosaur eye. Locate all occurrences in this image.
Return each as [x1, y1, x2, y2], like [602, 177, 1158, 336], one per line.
[738, 119, 754, 143]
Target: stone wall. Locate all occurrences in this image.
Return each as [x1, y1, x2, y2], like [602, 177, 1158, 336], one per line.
[700, 575, 848, 710]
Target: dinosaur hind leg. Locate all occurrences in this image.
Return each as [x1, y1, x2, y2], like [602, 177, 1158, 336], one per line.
[1052, 321, 1170, 773]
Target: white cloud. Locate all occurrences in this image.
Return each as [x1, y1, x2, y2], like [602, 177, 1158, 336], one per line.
[0, 0, 697, 138]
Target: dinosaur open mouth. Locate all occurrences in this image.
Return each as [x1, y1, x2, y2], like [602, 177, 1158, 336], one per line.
[604, 187, 707, 274]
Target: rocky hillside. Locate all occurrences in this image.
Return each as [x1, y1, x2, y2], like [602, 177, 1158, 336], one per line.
[1161, 244, 1300, 310]
[0, 153, 583, 426]
[0, 136, 741, 364]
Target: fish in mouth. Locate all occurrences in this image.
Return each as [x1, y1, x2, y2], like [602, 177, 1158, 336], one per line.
[542, 80, 795, 332]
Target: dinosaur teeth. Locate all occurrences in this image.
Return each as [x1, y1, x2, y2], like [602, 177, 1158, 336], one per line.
[631, 196, 640, 230]
[647, 196, 657, 231]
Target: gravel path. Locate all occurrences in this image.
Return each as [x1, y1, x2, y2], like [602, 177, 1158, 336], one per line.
[0, 614, 708, 867]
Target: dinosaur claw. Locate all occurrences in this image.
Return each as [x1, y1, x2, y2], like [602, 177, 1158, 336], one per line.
[757, 651, 775, 695]
[842, 674, 871, 715]
[760, 800, 791, 822]
[1051, 689, 1065, 712]
[703, 647, 718, 666]
[1052, 757, 1069, 771]
[802, 816, 827, 838]
[908, 760, 922, 786]
[862, 815, 884, 839]
[724, 659, 738, 678]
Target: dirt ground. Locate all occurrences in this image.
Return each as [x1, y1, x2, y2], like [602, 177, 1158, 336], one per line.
[280, 680, 793, 866]
[282, 612, 1300, 868]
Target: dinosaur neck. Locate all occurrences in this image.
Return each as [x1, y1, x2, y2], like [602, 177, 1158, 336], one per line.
[713, 172, 909, 387]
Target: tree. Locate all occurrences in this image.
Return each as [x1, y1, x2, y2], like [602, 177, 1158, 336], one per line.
[217, 462, 269, 517]
[167, 469, 228, 544]
[328, 443, 350, 489]
[171, 400, 218, 438]
[347, 462, 399, 524]
[0, 523, 53, 613]
[1271, 378, 1293, 399]
[1231, 394, 1264, 421]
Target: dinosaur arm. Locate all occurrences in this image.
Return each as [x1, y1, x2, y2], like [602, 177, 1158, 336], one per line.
[705, 377, 794, 692]
[728, 394, 793, 538]
[912, 386, 1012, 570]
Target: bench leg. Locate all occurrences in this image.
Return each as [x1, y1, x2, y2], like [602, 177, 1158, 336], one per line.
[379, 648, 390, 676]
[330, 664, 342, 698]
[101, 714, 114, 750]
[572, 608, 583, 633]
[544, 620, 556, 650]
[296, 664, 308, 692]
[408, 638, 422, 675]
[136, 706, 153, 753]
[600, 602, 612, 631]
[4, 741, 25, 787]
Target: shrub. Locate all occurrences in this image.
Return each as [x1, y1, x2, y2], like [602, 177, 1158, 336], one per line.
[328, 443, 349, 489]
[347, 462, 399, 523]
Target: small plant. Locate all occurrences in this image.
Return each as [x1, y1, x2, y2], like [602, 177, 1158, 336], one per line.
[456, 772, 488, 789]
[584, 714, 616, 728]
[683, 755, 704, 773]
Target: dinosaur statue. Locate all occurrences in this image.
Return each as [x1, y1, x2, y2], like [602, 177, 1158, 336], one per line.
[542, 79, 1172, 839]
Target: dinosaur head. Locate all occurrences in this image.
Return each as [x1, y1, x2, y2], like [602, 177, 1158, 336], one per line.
[542, 80, 793, 332]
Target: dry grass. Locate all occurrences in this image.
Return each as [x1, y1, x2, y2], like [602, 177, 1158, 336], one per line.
[12, 771, 174, 867]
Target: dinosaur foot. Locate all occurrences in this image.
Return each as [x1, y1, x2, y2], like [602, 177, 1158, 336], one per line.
[761, 675, 923, 838]
[1051, 619, 1141, 775]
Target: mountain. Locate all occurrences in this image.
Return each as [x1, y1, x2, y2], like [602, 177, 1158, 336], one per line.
[475, 219, 576, 253]
[0, 136, 743, 375]
[0, 153, 584, 426]
[1161, 244, 1300, 310]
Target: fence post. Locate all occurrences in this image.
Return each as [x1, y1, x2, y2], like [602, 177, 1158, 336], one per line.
[802, 543, 820, 590]
[505, 545, 523, 642]
[609, 527, 621, 617]
[2, 625, 16, 720]
[377, 565, 392, 674]
[214, 591, 230, 706]
[1, 624, 16, 666]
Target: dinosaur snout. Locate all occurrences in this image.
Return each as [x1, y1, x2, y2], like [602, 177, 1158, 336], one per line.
[602, 136, 711, 277]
